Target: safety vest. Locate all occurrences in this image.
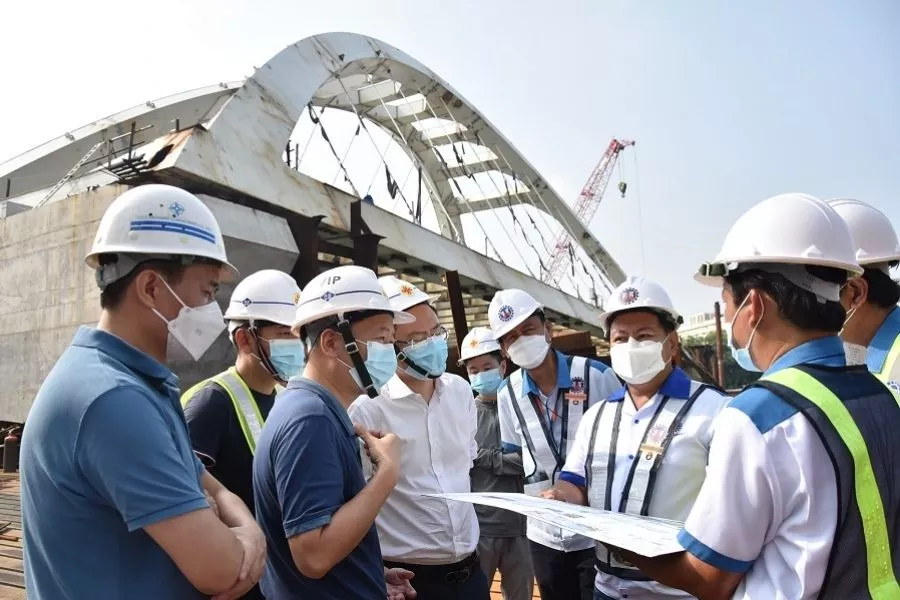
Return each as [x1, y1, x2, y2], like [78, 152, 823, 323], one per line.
[585, 381, 710, 580]
[866, 307, 900, 403]
[182, 368, 265, 455]
[499, 354, 594, 551]
[753, 365, 900, 599]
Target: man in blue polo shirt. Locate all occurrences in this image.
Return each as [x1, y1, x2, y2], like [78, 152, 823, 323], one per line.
[20, 185, 266, 600]
[253, 265, 417, 599]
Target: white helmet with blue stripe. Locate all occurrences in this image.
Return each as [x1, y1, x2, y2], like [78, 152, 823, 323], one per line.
[85, 184, 238, 288]
[225, 269, 301, 331]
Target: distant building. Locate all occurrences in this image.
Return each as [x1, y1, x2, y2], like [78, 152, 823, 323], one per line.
[679, 311, 717, 340]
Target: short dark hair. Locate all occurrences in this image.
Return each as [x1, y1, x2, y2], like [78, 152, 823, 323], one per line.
[99, 256, 186, 310]
[862, 266, 900, 310]
[606, 309, 679, 340]
[725, 265, 847, 333]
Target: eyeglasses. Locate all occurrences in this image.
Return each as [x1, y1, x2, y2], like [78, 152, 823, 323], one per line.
[397, 326, 449, 347]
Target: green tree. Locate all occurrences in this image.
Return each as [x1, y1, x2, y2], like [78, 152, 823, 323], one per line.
[681, 330, 760, 390]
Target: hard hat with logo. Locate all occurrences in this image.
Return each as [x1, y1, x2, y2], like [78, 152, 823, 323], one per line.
[599, 276, 682, 331]
[459, 327, 502, 363]
[225, 270, 301, 335]
[85, 184, 238, 288]
[378, 275, 438, 312]
[695, 192, 863, 288]
[827, 198, 900, 267]
[488, 288, 543, 340]
[292, 265, 415, 334]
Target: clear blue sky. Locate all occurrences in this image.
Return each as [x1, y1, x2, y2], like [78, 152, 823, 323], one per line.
[1, 0, 898, 315]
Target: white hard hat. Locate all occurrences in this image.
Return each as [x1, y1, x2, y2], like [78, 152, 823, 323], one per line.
[695, 192, 863, 287]
[378, 275, 437, 312]
[827, 198, 900, 266]
[85, 184, 237, 287]
[292, 265, 415, 333]
[459, 327, 502, 363]
[598, 276, 682, 331]
[488, 288, 542, 340]
[226, 270, 301, 333]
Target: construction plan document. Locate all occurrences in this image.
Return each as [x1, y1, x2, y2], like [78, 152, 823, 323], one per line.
[427, 492, 684, 558]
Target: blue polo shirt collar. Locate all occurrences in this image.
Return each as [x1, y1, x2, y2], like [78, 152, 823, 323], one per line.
[867, 306, 900, 373]
[764, 335, 847, 375]
[607, 366, 693, 402]
[286, 377, 355, 436]
[72, 326, 174, 384]
[521, 351, 571, 396]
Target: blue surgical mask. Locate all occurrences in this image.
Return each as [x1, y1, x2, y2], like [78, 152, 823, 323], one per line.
[726, 296, 762, 373]
[349, 340, 398, 391]
[267, 339, 305, 381]
[470, 369, 503, 396]
[400, 337, 449, 380]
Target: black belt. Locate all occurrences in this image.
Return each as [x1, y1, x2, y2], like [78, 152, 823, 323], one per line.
[384, 552, 479, 585]
[594, 558, 651, 582]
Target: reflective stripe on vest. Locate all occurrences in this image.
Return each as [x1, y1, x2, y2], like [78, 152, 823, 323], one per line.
[585, 383, 705, 578]
[182, 368, 265, 455]
[762, 367, 900, 599]
[873, 335, 900, 404]
[502, 355, 590, 488]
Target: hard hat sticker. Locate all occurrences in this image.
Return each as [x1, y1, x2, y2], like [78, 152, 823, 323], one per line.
[619, 287, 640, 305]
[498, 305, 515, 322]
[168, 202, 186, 218]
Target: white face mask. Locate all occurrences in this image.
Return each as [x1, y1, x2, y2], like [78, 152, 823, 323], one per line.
[153, 278, 225, 362]
[507, 335, 550, 370]
[843, 342, 868, 366]
[609, 337, 669, 385]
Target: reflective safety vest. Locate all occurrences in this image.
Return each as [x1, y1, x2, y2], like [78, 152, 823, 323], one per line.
[586, 381, 711, 580]
[867, 307, 900, 404]
[499, 355, 595, 552]
[753, 365, 900, 599]
[182, 368, 265, 455]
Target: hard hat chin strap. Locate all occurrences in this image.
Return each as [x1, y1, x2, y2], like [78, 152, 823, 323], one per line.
[336, 317, 378, 398]
[396, 349, 438, 380]
[247, 323, 287, 386]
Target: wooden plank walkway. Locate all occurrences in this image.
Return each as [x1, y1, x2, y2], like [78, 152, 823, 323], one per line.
[0, 474, 24, 600]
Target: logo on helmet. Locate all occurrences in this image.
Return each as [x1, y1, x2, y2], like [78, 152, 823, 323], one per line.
[497, 305, 515, 322]
[468, 338, 480, 348]
[321, 291, 335, 302]
[619, 287, 640, 305]
[168, 202, 185, 219]
[399, 284, 415, 297]
[293, 291, 301, 305]
[241, 297, 252, 307]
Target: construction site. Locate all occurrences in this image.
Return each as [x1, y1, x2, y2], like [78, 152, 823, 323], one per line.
[0, 32, 724, 598]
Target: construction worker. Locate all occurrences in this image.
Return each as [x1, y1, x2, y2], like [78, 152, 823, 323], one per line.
[20, 184, 266, 600]
[489, 288, 622, 600]
[349, 276, 490, 600]
[540, 276, 730, 600]
[252, 265, 417, 600]
[180, 269, 303, 600]
[615, 193, 900, 599]
[827, 198, 900, 397]
[461, 326, 535, 600]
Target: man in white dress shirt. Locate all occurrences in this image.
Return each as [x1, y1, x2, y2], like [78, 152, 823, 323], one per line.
[349, 276, 490, 600]
[541, 276, 730, 600]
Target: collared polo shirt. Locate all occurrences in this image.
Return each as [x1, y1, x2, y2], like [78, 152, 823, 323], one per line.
[559, 367, 730, 599]
[678, 336, 845, 599]
[20, 327, 209, 600]
[253, 377, 386, 599]
[867, 306, 900, 392]
[348, 373, 479, 564]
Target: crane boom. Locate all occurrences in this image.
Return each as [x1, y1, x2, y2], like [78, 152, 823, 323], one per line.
[543, 138, 635, 285]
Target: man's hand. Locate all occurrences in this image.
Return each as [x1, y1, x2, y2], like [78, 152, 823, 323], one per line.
[385, 567, 416, 599]
[356, 426, 401, 473]
[211, 524, 267, 600]
[204, 490, 220, 519]
[539, 487, 569, 502]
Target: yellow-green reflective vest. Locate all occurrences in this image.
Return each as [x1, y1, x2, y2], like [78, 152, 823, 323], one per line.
[182, 368, 265, 455]
[756, 366, 899, 599]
